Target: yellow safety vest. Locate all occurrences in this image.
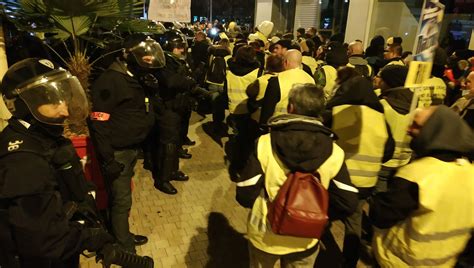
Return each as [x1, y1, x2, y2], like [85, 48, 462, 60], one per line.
[321, 65, 337, 100]
[373, 157, 474, 267]
[274, 68, 315, 116]
[380, 99, 412, 168]
[248, 133, 345, 254]
[347, 62, 373, 78]
[332, 104, 388, 187]
[302, 56, 319, 75]
[227, 68, 260, 114]
[386, 59, 405, 66]
[251, 73, 277, 122]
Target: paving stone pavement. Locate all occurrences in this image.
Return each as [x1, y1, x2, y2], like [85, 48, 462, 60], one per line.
[79, 112, 364, 268]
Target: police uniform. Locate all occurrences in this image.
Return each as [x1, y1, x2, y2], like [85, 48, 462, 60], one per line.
[0, 120, 88, 268]
[89, 59, 154, 252]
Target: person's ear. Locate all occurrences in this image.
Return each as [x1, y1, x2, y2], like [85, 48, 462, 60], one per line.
[287, 103, 295, 114]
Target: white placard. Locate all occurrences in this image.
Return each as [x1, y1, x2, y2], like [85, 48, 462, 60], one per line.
[148, 0, 191, 23]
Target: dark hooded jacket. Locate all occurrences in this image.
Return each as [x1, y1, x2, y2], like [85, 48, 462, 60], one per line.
[226, 57, 260, 77]
[235, 114, 358, 220]
[369, 106, 474, 228]
[379, 86, 414, 115]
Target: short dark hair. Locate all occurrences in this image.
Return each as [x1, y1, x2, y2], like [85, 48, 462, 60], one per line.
[265, 54, 284, 73]
[297, 27, 305, 36]
[235, 45, 256, 64]
[288, 83, 326, 117]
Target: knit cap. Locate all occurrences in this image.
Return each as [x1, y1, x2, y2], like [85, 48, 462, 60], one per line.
[380, 65, 409, 88]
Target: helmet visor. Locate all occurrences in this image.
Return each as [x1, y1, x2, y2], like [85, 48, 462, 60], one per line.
[17, 71, 89, 125]
[130, 37, 166, 68]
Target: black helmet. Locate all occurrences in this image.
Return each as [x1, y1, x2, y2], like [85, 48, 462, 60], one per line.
[156, 30, 187, 52]
[122, 33, 165, 69]
[1, 58, 89, 125]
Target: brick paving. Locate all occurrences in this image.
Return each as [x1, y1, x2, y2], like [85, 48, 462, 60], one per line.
[79, 112, 362, 268]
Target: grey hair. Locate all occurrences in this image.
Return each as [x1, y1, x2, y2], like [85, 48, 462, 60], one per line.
[288, 83, 326, 117]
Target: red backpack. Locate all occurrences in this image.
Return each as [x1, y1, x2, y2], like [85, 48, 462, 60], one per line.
[267, 171, 329, 238]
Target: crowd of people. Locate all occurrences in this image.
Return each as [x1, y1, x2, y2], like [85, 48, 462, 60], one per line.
[0, 17, 473, 268]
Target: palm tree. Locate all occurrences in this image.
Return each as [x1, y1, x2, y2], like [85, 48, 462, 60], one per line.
[0, 0, 164, 134]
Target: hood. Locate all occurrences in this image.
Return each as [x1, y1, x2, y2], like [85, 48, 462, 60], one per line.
[327, 76, 384, 113]
[209, 46, 231, 57]
[411, 106, 474, 158]
[227, 58, 260, 76]
[348, 55, 368, 65]
[379, 87, 413, 115]
[267, 114, 336, 172]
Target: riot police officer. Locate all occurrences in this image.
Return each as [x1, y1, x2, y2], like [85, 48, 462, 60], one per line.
[0, 58, 113, 268]
[88, 34, 164, 252]
[150, 30, 200, 195]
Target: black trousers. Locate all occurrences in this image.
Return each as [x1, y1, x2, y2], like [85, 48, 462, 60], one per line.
[150, 107, 181, 184]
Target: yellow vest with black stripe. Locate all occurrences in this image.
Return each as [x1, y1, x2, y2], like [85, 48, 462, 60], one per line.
[227, 68, 259, 114]
[380, 99, 412, 168]
[273, 68, 315, 116]
[302, 56, 319, 75]
[251, 73, 277, 122]
[373, 157, 474, 267]
[320, 65, 337, 100]
[248, 133, 345, 254]
[332, 105, 388, 187]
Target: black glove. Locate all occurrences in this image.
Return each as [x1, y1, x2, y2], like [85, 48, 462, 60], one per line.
[81, 228, 115, 252]
[141, 73, 160, 91]
[52, 139, 77, 169]
[102, 160, 124, 181]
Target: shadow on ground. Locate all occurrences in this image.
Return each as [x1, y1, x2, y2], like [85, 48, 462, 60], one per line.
[205, 212, 249, 267]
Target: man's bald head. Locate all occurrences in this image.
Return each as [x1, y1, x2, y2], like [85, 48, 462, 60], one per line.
[284, 49, 302, 70]
[348, 41, 364, 56]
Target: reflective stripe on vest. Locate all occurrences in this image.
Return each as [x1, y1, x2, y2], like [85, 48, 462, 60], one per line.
[248, 133, 345, 254]
[346, 62, 373, 77]
[321, 65, 337, 100]
[227, 68, 259, 114]
[302, 56, 319, 75]
[374, 157, 474, 267]
[332, 105, 388, 187]
[380, 99, 412, 168]
[386, 60, 405, 66]
[251, 73, 277, 122]
[274, 68, 315, 116]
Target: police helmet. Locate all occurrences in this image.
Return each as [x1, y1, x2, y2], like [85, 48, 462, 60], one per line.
[122, 33, 165, 69]
[1, 58, 89, 125]
[156, 30, 188, 52]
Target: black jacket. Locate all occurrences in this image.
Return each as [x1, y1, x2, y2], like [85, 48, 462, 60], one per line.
[88, 59, 154, 163]
[379, 86, 414, 115]
[154, 52, 196, 102]
[236, 114, 358, 220]
[0, 119, 85, 262]
[369, 106, 474, 228]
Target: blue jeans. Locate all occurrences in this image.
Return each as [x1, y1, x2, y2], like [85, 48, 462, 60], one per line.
[110, 149, 138, 253]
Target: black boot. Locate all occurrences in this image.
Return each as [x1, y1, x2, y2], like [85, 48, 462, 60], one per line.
[178, 147, 192, 159]
[172, 170, 189, 181]
[154, 143, 179, 195]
